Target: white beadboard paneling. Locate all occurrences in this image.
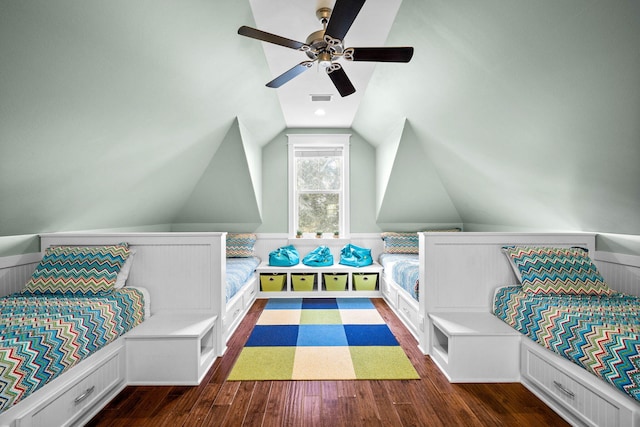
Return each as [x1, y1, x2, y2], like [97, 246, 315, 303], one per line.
[0, 253, 41, 297]
[127, 244, 213, 313]
[39, 233, 226, 317]
[594, 251, 640, 297]
[422, 232, 597, 313]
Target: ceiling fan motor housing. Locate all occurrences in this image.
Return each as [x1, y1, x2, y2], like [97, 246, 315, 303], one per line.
[305, 29, 327, 59]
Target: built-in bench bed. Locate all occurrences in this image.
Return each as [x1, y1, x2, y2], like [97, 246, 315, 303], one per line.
[0, 232, 259, 426]
[419, 232, 640, 427]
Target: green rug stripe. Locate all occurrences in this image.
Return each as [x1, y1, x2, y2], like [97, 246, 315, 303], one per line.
[227, 347, 296, 381]
[349, 346, 419, 379]
[301, 309, 342, 324]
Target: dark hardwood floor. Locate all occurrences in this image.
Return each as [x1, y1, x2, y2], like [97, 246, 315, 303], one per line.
[88, 298, 569, 426]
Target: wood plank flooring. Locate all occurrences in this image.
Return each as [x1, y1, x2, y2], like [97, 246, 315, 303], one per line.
[88, 299, 569, 426]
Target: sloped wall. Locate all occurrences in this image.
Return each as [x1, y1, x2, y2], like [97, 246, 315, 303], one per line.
[354, 0, 640, 247]
[376, 121, 462, 231]
[375, 120, 404, 214]
[0, 1, 285, 255]
[172, 119, 262, 231]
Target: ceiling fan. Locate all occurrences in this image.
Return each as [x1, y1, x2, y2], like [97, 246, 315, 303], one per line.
[238, 0, 413, 97]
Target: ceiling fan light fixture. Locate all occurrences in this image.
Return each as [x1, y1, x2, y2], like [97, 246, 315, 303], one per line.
[318, 51, 333, 68]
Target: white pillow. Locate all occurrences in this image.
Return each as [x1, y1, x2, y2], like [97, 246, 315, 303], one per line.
[114, 249, 136, 288]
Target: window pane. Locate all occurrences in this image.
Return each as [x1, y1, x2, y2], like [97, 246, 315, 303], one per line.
[296, 157, 341, 191]
[297, 193, 339, 233]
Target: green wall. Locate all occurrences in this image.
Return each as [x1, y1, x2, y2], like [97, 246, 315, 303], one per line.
[0, 0, 284, 249]
[377, 121, 462, 230]
[172, 119, 262, 232]
[354, 0, 640, 241]
[1, 1, 638, 257]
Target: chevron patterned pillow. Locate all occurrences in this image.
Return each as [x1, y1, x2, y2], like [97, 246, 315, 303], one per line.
[502, 246, 613, 295]
[381, 232, 419, 254]
[24, 244, 131, 294]
[227, 233, 257, 258]
[381, 228, 461, 254]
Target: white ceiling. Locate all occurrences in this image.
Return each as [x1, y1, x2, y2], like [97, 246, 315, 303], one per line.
[248, 0, 402, 128]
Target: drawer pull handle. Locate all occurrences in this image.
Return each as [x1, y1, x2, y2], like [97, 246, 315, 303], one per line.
[74, 386, 95, 404]
[553, 381, 575, 399]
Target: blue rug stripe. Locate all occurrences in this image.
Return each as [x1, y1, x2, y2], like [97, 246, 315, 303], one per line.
[336, 298, 375, 309]
[265, 298, 303, 310]
[344, 324, 399, 346]
[297, 325, 348, 346]
[245, 325, 299, 346]
[302, 298, 338, 309]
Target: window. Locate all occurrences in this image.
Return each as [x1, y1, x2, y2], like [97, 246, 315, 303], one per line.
[288, 134, 350, 237]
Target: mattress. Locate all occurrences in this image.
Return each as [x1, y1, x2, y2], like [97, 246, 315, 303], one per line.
[0, 287, 145, 413]
[379, 253, 419, 301]
[226, 256, 260, 302]
[494, 286, 640, 403]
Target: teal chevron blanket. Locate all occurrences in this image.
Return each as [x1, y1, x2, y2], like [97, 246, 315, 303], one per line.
[0, 288, 145, 413]
[494, 286, 640, 403]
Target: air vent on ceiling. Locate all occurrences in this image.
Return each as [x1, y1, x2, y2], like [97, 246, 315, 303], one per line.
[311, 94, 332, 102]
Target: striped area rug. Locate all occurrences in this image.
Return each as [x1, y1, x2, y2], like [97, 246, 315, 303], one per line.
[227, 298, 419, 380]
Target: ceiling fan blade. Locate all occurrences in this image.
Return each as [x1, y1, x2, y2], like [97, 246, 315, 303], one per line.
[324, 0, 366, 42]
[326, 64, 356, 97]
[238, 26, 309, 51]
[266, 61, 314, 88]
[344, 47, 414, 63]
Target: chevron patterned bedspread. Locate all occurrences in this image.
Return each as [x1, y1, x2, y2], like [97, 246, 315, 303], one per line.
[494, 286, 640, 403]
[0, 288, 145, 413]
[226, 256, 260, 302]
[379, 254, 419, 300]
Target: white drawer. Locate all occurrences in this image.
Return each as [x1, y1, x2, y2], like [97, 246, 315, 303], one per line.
[243, 282, 257, 308]
[397, 293, 418, 327]
[383, 278, 398, 306]
[27, 348, 124, 427]
[226, 296, 243, 327]
[522, 341, 633, 427]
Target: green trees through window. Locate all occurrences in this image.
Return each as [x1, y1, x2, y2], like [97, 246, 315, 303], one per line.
[288, 134, 350, 237]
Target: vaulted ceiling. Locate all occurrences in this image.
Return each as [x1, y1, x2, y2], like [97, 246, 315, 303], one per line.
[1, 0, 639, 254]
[245, 0, 404, 127]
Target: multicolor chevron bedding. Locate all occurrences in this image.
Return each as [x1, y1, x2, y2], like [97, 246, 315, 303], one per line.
[226, 256, 260, 302]
[379, 254, 419, 301]
[0, 288, 145, 413]
[494, 286, 640, 402]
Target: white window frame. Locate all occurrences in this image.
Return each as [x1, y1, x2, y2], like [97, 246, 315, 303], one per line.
[288, 134, 350, 238]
